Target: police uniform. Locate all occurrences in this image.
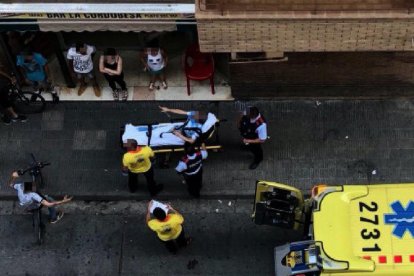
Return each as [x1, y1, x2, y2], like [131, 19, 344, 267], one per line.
[175, 149, 208, 198]
[239, 113, 267, 167]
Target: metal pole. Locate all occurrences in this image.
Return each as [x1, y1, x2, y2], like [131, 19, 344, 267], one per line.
[0, 33, 20, 79]
[52, 32, 75, 88]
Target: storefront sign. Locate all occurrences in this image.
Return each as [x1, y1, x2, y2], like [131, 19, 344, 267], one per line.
[0, 3, 195, 14]
[0, 4, 195, 32]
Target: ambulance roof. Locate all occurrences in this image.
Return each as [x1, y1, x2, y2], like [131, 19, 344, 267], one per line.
[313, 184, 414, 274]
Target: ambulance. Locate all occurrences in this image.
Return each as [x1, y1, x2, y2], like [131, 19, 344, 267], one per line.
[252, 181, 414, 275]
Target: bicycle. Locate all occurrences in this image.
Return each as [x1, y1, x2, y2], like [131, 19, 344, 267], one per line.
[8, 77, 48, 114]
[18, 153, 50, 245]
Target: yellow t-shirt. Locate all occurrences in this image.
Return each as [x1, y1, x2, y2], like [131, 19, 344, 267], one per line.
[122, 146, 154, 173]
[147, 213, 184, 241]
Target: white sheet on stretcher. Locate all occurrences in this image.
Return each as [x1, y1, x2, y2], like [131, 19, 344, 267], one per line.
[122, 113, 218, 147]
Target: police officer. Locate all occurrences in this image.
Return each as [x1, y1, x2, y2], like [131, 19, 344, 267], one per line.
[175, 142, 208, 198]
[239, 106, 267, 170]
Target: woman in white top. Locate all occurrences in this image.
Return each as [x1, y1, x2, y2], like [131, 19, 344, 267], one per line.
[140, 39, 168, 91]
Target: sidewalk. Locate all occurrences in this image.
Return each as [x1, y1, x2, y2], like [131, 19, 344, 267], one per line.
[1, 99, 414, 200]
[49, 51, 233, 101]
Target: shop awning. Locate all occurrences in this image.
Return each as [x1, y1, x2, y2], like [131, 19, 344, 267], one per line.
[0, 3, 196, 32]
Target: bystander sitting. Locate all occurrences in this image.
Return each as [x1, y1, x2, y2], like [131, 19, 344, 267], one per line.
[99, 48, 128, 101]
[16, 49, 59, 102]
[67, 42, 101, 97]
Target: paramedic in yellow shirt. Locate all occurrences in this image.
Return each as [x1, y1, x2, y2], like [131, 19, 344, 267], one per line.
[122, 139, 163, 196]
[146, 202, 192, 254]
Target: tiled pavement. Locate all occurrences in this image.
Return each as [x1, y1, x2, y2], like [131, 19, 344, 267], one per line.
[1, 99, 414, 200]
[49, 52, 233, 101]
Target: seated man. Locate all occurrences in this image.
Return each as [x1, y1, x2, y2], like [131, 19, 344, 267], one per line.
[122, 106, 218, 147]
[67, 42, 100, 97]
[8, 171, 72, 223]
[16, 50, 59, 102]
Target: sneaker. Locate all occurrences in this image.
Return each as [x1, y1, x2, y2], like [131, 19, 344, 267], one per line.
[2, 116, 11, 125]
[50, 211, 64, 224]
[112, 89, 119, 101]
[93, 85, 101, 97]
[121, 90, 128, 101]
[78, 84, 87, 96]
[52, 92, 60, 103]
[149, 82, 155, 91]
[162, 81, 168, 89]
[11, 115, 27, 123]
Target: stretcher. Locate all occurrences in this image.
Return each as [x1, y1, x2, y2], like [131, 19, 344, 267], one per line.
[121, 112, 223, 153]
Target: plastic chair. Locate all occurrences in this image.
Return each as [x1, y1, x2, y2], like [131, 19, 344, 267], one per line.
[183, 44, 215, 96]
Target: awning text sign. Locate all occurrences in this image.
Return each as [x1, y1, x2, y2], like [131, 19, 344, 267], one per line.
[0, 3, 195, 14]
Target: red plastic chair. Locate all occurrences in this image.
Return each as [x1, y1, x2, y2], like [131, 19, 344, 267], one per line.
[184, 44, 215, 96]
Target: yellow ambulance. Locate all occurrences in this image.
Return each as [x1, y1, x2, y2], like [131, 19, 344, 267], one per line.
[252, 181, 414, 276]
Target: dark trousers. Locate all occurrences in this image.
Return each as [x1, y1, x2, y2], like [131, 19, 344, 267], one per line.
[104, 73, 127, 91]
[184, 168, 203, 198]
[248, 143, 263, 163]
[0, 86, 12, 109]
[161, 228, 188, 253]
[29, 204, 57, 221]
[128, 167, 158, 195]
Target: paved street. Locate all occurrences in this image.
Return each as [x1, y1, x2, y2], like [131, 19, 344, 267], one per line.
[1, 100, 414, 199]
[0, 200, 298, 275]
[1, 99, 414, 275]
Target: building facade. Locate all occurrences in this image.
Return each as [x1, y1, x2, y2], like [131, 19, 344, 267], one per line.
[196, 0, 414, 97]
[1, 1, 413, 99]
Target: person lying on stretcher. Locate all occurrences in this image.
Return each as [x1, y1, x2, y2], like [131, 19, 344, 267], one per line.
[158, 106, 207, 144]
[122, 107, 218, 147]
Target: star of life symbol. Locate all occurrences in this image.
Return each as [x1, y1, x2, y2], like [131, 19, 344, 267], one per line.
[384, 201, 414, 238]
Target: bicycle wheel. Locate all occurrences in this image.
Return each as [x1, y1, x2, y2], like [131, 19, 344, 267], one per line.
[13, 92, 46, 114]
[37, 171, 45, 189]
[33, 209, 44, 245]
[32, 165, 46, 190]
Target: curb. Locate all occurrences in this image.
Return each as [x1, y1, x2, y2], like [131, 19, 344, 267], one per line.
[0, 193, 254, 202]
